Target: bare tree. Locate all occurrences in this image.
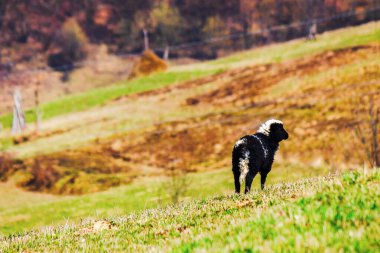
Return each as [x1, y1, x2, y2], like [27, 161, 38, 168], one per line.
[352, 97, 380, 168]
[166, 165, 190, 204]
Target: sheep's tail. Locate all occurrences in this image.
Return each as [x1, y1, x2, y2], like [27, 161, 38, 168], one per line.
[238, 152, 250, 184]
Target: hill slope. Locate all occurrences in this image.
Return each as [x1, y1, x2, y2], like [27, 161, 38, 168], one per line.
[0, 163, 329, 235]
[0, 23, 379, 240]
[1, 169, 378, 252]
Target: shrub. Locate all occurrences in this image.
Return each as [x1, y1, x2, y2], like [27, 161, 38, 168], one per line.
[352, 97, 380, 168]
[0, 153, 14, 181]
[53, 172, 123, 195]
[18, 158, 62, 192]
[129, 50, 167, 79]
[49, 18, 88, 68]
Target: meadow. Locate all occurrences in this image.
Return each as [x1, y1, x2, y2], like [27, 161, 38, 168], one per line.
[0, 21, 379, 251]
[1, 169, 378, 252]
[0, 162, 329, 235]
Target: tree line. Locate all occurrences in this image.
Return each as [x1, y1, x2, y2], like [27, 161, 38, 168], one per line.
[0, 0, 379, 63]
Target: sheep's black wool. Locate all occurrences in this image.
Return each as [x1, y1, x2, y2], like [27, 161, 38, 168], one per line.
[232, 119, 288, 194]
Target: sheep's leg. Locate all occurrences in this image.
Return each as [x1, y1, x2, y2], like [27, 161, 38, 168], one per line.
[233, 170, 241, 194]
[244, 171, 257, 194]
[261, 172, 268, 190]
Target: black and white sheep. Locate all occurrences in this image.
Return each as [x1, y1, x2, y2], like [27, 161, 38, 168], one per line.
[232, 119, 288, 194]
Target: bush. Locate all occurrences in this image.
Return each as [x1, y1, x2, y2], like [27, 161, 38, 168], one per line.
[49, 18, 88, 68]
[0, 153, 14, 181]
[53, 172, 123, 195]
[352, 97, 380, 168]
[15, 156, 127, 195]
[18, 158, 62, 192]
[130, 50, 167, 79]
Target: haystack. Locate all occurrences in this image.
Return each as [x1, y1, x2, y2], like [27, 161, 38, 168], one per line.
[129, 50, 167, 79]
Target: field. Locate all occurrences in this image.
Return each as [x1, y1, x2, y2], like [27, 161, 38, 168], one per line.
[0, 22, 380, 250]
[1, 169, 378, 252]
[0, 162, 329, 235]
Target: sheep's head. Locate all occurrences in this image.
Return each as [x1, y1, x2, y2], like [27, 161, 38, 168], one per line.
[258, 119, 288, 142]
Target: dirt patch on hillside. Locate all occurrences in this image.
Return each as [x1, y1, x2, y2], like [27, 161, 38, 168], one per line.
[187, 45, 379, 106]
[120, 45, 378, 103]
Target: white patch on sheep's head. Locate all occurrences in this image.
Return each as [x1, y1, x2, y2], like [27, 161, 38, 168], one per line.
[258, 119, 289, 142]
[257, 119, 283, 136]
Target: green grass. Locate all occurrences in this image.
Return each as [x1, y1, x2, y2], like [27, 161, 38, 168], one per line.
[0, 137, 12, 151]
[0, 162, 328, 236]
[1, 169, 377, 252]
[211, 21, 380, 67]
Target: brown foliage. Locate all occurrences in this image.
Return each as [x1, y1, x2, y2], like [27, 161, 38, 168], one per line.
[53, 18, 89, 65]
[12, 150, 132, 195]
[1, 0, 378, 61]
[19, 158, 61, 192]
[352, 97, 380, 168]
[0, 153, 14, 181]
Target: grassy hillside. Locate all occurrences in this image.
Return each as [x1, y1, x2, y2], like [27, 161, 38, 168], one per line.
[1, 169, 378, 252]
[0, 163, 329, 235]
[0, 22, 379, 242]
